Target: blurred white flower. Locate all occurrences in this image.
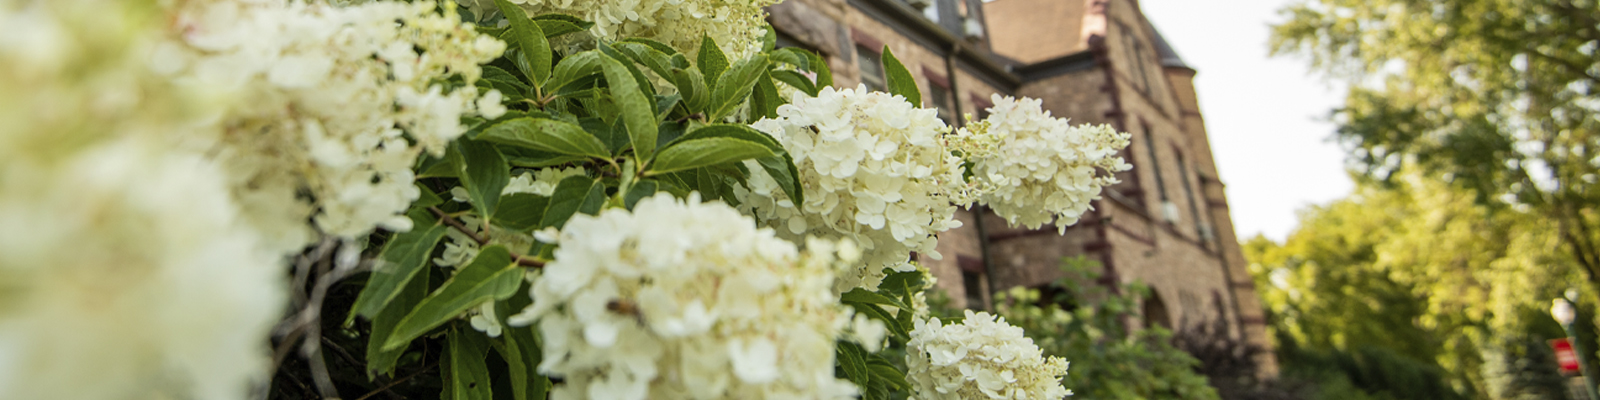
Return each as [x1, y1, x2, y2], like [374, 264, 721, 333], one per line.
[509, 193, 858, 399]
[466, 0, 777, 59]
[905, 310, 1072, 400]
[166, 0, 505, 250]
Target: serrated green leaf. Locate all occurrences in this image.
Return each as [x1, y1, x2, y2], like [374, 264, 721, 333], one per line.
[648, 137, 775, 174]
[500, 146, 589, 168]
[697, 36, 729, 88]
[383, 246, 523, 350]
[480, 118, 610, 159]
[455, 140, 510, 219]
[547, 51, 603, 93]
[531, 13, 594, 29]
[655, 93, 682, 120]
[837, 341, 871, 389]
[365, 251, 430, 377]
[350, 210, 448, 321]
[878, 270, 928, 298]
[761, 25, 777, 53]
[533, 19, 582, 38]
[770, 69, 819, 97]
[493, 193, 549, 232]
[599, 54, 660, 160]
[708, 54, 769, 121]
[419, 154, 459, 178]
[623, 180, 659, 209]
[670, 66, 708, 113]
[540, 176, 603, 229]
[655, 120, 687, 152]
[614, 42, 676, 80]
[750, 69, 782, 119]
[806, 50, 832, 87]
[493, 0, 551, 85]
[673, 124, 782, 151]
[621, 37, 678, 55]
[880, 46, 919, 106]
[445, 325, 493, 400]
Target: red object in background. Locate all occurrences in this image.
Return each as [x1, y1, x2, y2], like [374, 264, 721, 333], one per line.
[1553, 338, 1581, 373]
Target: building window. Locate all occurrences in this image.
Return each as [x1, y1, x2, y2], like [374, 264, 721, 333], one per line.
[1175, 151, 1207, 242]
[856, 45, 886, 92]
[928, 84, 955, 125]
[1140, 125, 1168, 203]
[970, 93, 993, 120]
[1117, 21, 1153, 95]
[958, 255, 986, 310]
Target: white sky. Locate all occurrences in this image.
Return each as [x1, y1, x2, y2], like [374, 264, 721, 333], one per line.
[1137, 0, 1353, 242]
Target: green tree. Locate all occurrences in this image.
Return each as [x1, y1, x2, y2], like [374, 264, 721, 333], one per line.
[1270, 0, 1600, 296]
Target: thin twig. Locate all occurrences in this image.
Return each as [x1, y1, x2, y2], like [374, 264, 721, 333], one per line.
[352, 363, 438, 400]
[429, 206, 488, 245]
[515, 255, 546, 268]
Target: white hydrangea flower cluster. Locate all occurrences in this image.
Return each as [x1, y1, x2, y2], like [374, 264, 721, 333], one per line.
[470, 0, 778, 59]
[905, 310, 1072, 400]
[956, 95, 1131, 233]
[165, 0, 505, 250]
[0, 4, 285, 400]
[508, 193, 858, 400]
[736, 85, 968, 293]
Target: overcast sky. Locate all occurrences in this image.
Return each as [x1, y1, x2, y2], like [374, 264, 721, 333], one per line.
[1136, 0, 1353, 242]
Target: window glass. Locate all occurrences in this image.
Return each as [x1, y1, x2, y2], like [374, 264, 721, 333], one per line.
[856, 45, 886, 92]
[927, 83, 954, 125]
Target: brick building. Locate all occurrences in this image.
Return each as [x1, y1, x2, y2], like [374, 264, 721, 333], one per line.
[766, 0, 1276, 374]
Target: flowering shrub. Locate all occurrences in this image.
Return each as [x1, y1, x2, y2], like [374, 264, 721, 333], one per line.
[0, 0, 1132, 399]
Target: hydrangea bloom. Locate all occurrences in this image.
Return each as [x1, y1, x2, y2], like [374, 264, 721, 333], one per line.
[735, 85, 968, 293]
[166, 0, 504, 250]
[508, 193, 857, 400]
[905, 310, 1072, 400]
[469, 0, 777, 59]
[955, 95, 1131, 233]
[0, 4, 284, 399]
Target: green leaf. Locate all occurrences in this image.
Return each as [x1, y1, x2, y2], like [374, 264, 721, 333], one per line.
[770, 69, 819, 97]
[840, 288, 912, 311]
[878, 270, 928, 298]
[847, 301, 910, 340]
[492, 289, 550, 400]
[673, 123, 782, 151]
[867, 355, 910, 391]
[655, 93, 682, 120]
[750, 69, 782, 119]
[670, 66, 708, 113]
[655, 120, 687, 152]
[415, 182, 445, 209]
[547, 51, 603, 94]
[614, 42, 676, 80]
[621, 37, 679, 55]
[805, 50, 833, 88]
[500, 146, 589, 168]
[837, 341, 871, 390]
[599, 54, 660, 160]
[480, 118, 610, 159]
[697, 36, 729, 88]
[623, 180, 659, 209]
[761, 25, 777, 53]
[365, 255, 430, 377]
[755, 154, 804, 208]
[420, 153, 458, 179]
[350, 210, 449, 320]
[578, 117, 625, 156]
[493, 193, 549, 232]
[383, 246, 523, 350]
[531, 13, 594, 29]
[769, 48, 809, 69]
[445, 325, 493, 400]
[708, 54, 769, 121]
[533, 19, 583, 38]
[455, 140, 510, 219]
[493, 0, 551, 85]
[539, 175, 604, 229]
[479, 65, 531, 103]
[648, 137, 776, 174]
[880, 46, 919, 106]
